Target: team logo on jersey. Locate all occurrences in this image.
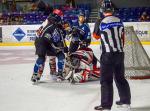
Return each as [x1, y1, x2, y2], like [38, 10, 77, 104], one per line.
[13, 28, 26, 41]
[52, 29, 61, 42]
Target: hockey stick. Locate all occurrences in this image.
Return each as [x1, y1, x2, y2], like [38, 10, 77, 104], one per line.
[94, 54, 101, 63]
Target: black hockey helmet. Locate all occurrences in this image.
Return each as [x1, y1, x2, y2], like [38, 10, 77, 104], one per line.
[101, 0, 114, 14]
[47, 14, 61, 24]
[103, 7, 114, 13]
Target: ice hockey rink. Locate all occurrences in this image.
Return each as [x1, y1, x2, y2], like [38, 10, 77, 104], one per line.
[0, 45, 150, 111]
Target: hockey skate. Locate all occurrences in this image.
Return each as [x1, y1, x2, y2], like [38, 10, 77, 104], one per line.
[31, 73, 41, 84]
[56, 71, 64, 82]
[94, 105, 110, 111]
[116, 101, 131, 111]
[50, 72, 58, 81]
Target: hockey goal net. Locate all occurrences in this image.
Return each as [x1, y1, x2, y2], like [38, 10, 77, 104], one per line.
[124, 26, 150, 79]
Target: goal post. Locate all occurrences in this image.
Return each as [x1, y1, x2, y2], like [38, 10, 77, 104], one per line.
[124, 26, 150, 79]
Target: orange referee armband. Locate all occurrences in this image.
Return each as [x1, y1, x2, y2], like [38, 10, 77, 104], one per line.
[93, 33, 101, 40]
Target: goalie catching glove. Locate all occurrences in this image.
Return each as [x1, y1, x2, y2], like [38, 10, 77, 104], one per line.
[73, 72, 83, 83]
[67, 70, 89, 83]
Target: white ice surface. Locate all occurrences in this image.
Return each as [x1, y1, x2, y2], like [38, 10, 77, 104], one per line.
[0, 45, 150, 111]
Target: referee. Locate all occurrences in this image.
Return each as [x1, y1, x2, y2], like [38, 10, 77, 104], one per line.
[93, 8, 131, 111]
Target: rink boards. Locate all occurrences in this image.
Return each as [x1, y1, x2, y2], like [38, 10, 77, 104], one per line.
[0, 41, 150, 46]
[0, 22, 150, 44]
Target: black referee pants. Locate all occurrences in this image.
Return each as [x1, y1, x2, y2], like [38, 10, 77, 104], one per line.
[100, 52, 131, 109]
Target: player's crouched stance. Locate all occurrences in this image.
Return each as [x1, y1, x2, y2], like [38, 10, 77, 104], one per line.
[63, 47, 100, 83]
[31, 9, 68, 83]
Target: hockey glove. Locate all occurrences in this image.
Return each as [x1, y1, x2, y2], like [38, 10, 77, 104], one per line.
[64, 46, 69, 53]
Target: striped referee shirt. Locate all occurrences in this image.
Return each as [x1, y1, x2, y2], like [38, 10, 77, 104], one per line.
[98, 16, 124, 53]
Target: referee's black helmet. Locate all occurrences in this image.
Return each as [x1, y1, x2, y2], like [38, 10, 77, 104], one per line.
[103, 7, 114, 14]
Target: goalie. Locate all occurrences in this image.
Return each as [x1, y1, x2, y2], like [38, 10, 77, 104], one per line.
[64, 47, 100, 83]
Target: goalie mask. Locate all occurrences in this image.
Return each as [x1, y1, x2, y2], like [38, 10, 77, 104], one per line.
[73, 72, 83, 83]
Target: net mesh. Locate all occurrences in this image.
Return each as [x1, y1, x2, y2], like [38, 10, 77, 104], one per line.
[124, 26, 150, 79]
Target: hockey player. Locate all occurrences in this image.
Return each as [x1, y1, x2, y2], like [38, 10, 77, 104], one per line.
[63, 13, 100, 83]
[31, 9, 68, 83]
[68, 12, 91, 53]
[93, 8, 131, 111]
[64, 47, 100, 83]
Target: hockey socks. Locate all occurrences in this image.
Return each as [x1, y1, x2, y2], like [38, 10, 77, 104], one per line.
[31, 56, 45, 82]
[49, 56, 56, 75]
[57, 53, 65, 73]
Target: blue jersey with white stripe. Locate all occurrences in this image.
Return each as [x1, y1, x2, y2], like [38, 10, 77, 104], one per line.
[78, 23, 91, 41]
